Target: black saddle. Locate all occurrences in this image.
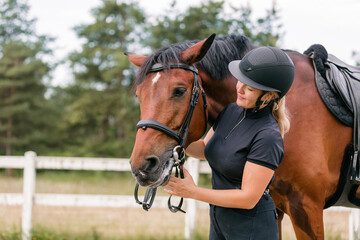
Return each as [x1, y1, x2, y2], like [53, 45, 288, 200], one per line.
[326, 54, 360, 119]
[325, 54, 360, 184]
[304, 44, 360, 208]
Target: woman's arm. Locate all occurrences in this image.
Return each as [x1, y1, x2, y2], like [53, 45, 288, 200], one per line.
[185, 128, 214, 160]
[164, 161, 274, 209]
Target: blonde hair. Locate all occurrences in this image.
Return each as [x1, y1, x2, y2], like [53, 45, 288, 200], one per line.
[260, 92, 290, 138]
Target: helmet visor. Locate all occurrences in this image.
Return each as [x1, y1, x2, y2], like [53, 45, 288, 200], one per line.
[228, 60, 280, 93]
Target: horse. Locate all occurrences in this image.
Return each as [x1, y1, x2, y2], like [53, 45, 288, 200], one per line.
[126, 34, 357, 239]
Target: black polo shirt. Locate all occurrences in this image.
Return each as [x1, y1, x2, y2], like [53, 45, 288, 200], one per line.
[204, 103, 284, 190]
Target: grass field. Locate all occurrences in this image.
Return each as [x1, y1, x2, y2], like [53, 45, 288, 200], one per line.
[0, 171, 351, 239]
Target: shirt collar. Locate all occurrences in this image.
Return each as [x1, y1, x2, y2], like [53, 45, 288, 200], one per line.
[246, 106, 272, 119]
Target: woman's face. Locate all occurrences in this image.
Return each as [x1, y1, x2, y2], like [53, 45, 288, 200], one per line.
[236, 81, 263, 109]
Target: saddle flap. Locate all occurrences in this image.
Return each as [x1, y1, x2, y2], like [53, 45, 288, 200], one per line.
[328, 54, 360, 74]
[325, 54, 360, 114]
[320, 52, 360, 183]
[325, 62, 353, 111]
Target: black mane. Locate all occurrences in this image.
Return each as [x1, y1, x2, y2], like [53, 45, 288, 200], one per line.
[135, 34, 254, 86]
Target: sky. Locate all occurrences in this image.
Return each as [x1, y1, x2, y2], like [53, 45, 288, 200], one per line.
[27, 0, 360, 87]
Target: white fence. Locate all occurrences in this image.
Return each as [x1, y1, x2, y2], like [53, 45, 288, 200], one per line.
[0, 152, 359, 240]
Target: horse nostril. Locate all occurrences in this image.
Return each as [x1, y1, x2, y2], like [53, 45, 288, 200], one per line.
[144, 155, 160, 172]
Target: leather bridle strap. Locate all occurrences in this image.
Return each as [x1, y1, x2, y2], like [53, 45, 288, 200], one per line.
[167, 165, 185, 213]
[137, 119, 181, 143]
[134, 62, 207, 213]
[134, 184, 157, 211]
[137, 62, 207, 148]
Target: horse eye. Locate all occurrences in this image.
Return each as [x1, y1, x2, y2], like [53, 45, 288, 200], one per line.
[172, 87, 186, 97]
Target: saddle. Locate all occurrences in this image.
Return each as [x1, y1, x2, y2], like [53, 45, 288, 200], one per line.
[325, 54, 360, 184]
[304, 44, 360, 208]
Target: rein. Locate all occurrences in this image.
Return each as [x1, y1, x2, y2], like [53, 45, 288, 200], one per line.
[134, 62, 207, 213]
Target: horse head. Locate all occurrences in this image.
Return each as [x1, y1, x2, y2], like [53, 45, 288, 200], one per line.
[127, 34, 216, 187]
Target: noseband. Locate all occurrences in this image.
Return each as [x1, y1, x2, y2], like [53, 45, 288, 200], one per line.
[137, 63, 207, 147]
[134, 62, 207, 212]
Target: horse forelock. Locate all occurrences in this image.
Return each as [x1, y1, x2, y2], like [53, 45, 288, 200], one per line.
[134, 34, 254, 86]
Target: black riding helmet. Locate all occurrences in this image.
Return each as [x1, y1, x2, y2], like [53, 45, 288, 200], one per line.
[228, 46, 295, 99]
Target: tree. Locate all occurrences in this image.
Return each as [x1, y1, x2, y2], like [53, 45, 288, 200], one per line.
[0, 0, 34, 41]
[52, 0, 284, 158]
[228, 1, 283, 46]
[145, 0, 283, 50]
[353, 51, 360, 66]
[0, 0, 52, 155]
[145, 0, 232, 49]
[62, 0, 144, 157]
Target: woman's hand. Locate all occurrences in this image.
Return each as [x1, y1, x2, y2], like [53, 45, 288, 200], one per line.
[164, 167, 197, 198]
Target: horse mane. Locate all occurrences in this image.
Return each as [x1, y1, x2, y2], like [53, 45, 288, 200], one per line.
[135, 34, 255, 86]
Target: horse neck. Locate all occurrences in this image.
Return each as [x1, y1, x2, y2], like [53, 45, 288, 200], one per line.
[200, 71, 238, 125]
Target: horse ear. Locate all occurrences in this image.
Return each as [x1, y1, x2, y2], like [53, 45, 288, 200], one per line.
[124, 52, 147, 67]
[180, 33, 216, 64]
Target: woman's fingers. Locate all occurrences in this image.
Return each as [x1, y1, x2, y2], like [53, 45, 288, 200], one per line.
[164, 168, 195, 198]
[164, 188, 174, 195]
[167, 176, 179, 184]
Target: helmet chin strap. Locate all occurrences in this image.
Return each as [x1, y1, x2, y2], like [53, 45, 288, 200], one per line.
[253, 92, 268, 113]
[252, 91, 280, 113]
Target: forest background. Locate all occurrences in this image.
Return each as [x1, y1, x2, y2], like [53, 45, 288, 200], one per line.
[1, 0, 359, 159]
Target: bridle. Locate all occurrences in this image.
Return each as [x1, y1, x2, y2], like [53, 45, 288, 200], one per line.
[134, 62, 207, 212]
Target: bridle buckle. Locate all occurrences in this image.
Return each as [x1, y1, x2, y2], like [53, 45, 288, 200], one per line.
[173, 145, 185, 167]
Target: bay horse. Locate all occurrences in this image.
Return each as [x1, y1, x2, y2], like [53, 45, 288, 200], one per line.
[127, 34, 356, 239]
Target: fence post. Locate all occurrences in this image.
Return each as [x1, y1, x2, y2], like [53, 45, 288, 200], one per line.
[348, 208, 360, 240]
[349, 208, 354, 240]
[350, 208, 360, 240]
[185, 157, 200, 240]
[22, 151, 36, 240]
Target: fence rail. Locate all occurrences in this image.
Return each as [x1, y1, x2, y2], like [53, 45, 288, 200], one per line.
[0, 152, 359, 240]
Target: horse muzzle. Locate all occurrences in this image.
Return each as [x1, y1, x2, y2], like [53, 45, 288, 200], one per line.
[131, 155, 174, 188]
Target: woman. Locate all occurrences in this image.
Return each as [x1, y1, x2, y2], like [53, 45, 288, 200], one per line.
[164, 46, 295, 239]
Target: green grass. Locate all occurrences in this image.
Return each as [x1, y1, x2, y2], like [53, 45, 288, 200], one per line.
[0, 224, 349, 240]
[0, 225, 208, 240]
[0, 170, 213, 240]
[0, 170, 350, 240]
